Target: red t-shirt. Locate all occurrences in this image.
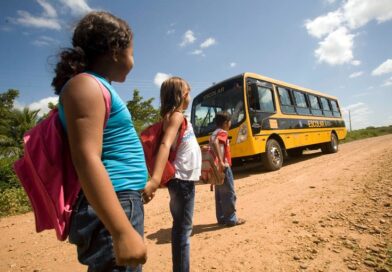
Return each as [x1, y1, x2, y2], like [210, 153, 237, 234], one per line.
[211, 129, 232, 166]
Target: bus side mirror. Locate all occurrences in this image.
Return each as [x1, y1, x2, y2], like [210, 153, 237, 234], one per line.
[251, 123, 261, 134]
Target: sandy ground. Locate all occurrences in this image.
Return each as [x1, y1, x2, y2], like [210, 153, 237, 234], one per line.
[1, 135, 391, 272]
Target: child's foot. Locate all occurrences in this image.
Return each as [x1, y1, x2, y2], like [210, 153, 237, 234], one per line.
[225, 218, 246, 227]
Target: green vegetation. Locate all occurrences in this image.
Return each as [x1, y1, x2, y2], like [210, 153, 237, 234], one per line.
[342, 125, 392, 143]
[0, 88, 159, 217]
[126, 89, 160, 133]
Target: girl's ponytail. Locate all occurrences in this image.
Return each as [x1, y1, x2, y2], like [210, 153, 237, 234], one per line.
[51, 47, 87, 94]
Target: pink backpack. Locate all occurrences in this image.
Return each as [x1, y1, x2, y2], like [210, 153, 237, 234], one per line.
[13, 73, 111, 241]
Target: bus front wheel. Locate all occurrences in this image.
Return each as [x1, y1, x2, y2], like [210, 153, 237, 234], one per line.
[321, 133, 339, 154]
[263, 139, 283, 171]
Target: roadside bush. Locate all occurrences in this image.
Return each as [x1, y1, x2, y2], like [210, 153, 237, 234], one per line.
[0, 156, 31, 217]
[0, 156, 20, 190]
[0, 187, 31, 217]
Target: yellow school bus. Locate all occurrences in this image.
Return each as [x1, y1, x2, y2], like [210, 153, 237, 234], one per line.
[191, 72, 347, 171]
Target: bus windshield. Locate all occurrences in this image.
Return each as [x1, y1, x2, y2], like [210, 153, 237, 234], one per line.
[191, 78, 245, 137]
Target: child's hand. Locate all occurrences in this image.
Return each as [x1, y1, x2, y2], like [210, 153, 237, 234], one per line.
[112, 227, 147, 267]
[142, 180, 159, 204]
[219, 161, 227, 171]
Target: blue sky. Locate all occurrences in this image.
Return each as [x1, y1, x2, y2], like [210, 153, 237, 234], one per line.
[1, 0, 391, 129]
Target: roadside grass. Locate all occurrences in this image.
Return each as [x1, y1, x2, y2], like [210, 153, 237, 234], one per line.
[341, 125, 392, 144]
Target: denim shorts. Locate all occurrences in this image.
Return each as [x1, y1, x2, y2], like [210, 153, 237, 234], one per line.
[69, 190, 144, 272]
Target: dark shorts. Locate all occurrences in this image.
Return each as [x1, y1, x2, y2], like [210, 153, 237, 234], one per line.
[69, 190, 144, 272]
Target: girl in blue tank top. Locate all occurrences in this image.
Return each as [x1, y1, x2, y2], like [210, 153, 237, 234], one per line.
[52, 12, 147, 271]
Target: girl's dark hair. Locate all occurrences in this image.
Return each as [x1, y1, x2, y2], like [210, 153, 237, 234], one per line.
[215, 111, 231, 127]
[160, 77, 190, 117]
[52, 11, 133, 94]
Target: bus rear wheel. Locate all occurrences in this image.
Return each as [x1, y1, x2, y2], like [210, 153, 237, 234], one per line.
[321, 133, 339, 154]
[263, 139, 283, 171]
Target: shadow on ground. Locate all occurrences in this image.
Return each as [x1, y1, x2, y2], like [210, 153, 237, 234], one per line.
[146, 223, 225, 244]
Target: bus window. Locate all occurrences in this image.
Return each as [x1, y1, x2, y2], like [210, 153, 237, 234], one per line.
[247, 81, 275, 133]
[308, 94, 323, 116]
[193, 104, 221, 135]
[320, 97, 333, 117]
[330, 100, 341, 117]
[191, 79, 245, 137]
[278, 87, 296, 114]
[293, 90, 311, 115]
[257, 86, 275, 113]
[247, 83, 275, 113]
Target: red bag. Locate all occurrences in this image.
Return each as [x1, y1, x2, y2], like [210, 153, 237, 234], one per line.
[200, 144, 225, 185]
[13, 73, 111, 241]
[141, 117, 187, 186]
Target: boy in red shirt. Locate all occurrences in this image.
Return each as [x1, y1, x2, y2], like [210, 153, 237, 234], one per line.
[210, 111, 245, 227]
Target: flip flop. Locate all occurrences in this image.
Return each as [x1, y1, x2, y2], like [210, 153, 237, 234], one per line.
[226, 218, 246, 227]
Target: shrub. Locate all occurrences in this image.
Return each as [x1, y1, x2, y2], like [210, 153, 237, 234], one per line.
[0, 187, 31, 217]
[0, 156, 20, 190]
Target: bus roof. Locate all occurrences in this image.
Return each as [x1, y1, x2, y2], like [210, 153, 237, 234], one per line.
[195, 72, 338, 101]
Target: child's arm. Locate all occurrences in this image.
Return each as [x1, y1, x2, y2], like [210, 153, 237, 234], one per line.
[143, 111, 183, 202]
[62, 75, 147, 267]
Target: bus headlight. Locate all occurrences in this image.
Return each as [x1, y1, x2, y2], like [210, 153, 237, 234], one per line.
[236, 123, 248, 144]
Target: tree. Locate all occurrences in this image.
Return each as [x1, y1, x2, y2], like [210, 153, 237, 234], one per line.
[0, 89, 19, 135]
[7, 108, 39, 155]
[0, 89, 21, 157]
[0, 89, 38, 190]
[126, 89, 160, 133]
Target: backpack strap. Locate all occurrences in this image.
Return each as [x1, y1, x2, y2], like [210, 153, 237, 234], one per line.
[79, 73, 112, 127]
[174, 117, 187, 151]
[168, 117, 187, 162]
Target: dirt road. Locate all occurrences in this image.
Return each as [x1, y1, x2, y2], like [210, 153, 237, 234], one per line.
[1, 135, 391, 272]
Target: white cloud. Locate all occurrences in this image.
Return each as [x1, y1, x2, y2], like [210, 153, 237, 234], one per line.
[306, 0, 392, 66]
[349, 71, 363, 78]
[0, 26, 12, 32]
[14, 10, 61, 30]
[59, 0, 92, 16]
[37, 0, 57, 18]
[200, 37, 216, 48]
[305, 11, 343, 38]
[351, 60, 361, 66]
[382, 77, 392, 87]
[315, 27, 355, 65]
[154, 72, 172, 88]
[15, 96, 59, 117]
[32, 35, 59, 47]
[230, 62, 237, 68]
[371, 59, 392, 76]
[191, 49, 204, 56]
[167, 29, 175, 35]
[343, 0, 392, 29]
[325, 0, 338, 4]
[180, 30, 196, 47]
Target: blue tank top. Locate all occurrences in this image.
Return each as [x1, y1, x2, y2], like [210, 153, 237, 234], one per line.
[58, 73, 148, 191]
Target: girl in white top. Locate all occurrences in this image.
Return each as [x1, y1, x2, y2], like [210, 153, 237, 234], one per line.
[143, 77, 201, 272]
[173, 118, 201, 180]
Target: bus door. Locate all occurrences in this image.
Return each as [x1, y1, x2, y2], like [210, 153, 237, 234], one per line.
[246, 79, 277, 136]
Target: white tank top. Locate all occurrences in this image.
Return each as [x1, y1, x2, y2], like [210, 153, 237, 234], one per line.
[173, 121, 202, 181]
